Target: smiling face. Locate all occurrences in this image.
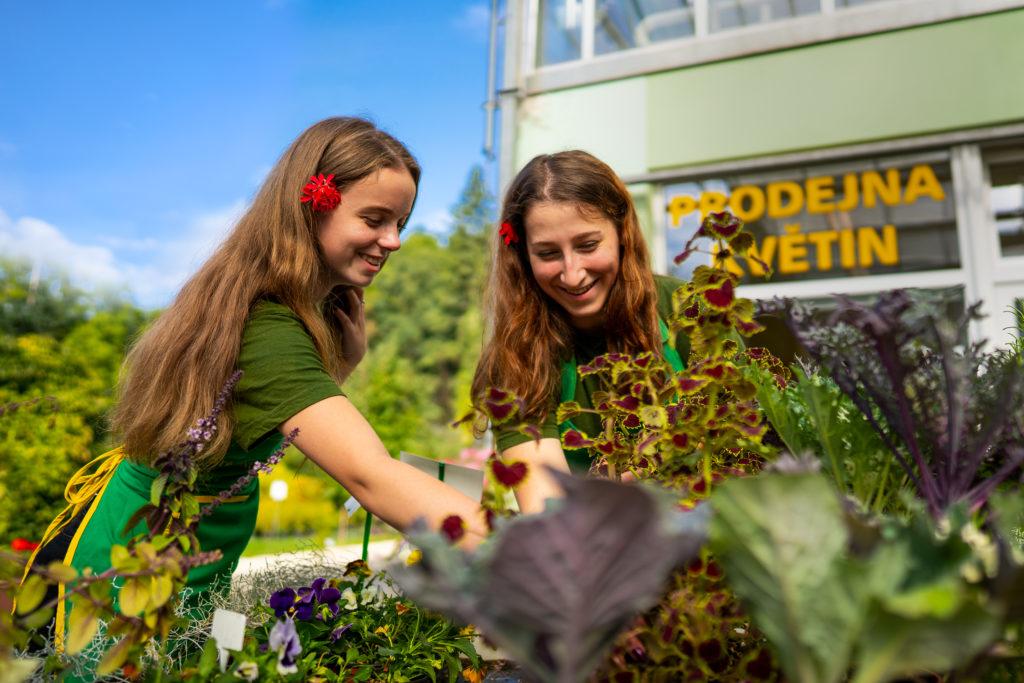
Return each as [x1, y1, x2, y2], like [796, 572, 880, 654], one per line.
[525, 201, 621, 331]
[316, 166, 417, 290]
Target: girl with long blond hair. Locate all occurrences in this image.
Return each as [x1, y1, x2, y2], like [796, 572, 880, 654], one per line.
[472, 150, 688, 514]
[27, 117, 487, 638]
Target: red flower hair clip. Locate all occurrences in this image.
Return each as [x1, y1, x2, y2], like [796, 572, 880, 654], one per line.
[301, 173, 342, 212]
[499, 221, 518, 247]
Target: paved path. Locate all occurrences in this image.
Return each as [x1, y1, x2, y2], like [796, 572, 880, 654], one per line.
[232, 538, 407, 578]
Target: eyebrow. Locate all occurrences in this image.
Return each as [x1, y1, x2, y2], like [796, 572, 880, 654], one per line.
[529, 230, 604, 248]
[358, 204, 399, 215]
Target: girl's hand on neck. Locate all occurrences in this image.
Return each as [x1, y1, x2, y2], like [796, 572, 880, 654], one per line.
[330, 285, 368, 376]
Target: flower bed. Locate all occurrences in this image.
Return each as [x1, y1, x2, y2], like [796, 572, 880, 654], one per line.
[3, 211, 1023, 682]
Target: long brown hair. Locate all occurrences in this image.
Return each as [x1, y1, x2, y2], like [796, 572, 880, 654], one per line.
[472, 150, 660, 425]
[112, 117, 420, 466]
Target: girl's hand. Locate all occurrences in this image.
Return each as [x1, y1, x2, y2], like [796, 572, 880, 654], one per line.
[332, 286, 367, 370]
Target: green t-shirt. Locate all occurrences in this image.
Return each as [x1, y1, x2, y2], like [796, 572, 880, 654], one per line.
[495, 275, 687, 453]
[230, 301, 345, 453]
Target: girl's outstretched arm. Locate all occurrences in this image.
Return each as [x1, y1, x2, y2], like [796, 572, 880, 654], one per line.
[282, 395, 488, 548]
[500, 438, 571, 515]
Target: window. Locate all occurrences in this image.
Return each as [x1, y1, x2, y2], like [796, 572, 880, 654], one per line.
[836, 0, 889, 6]
[988, 154, 1024, 258]
[707, 0, 820, 33]
[595, 0, 695, 55]
[533, 0, 914, 69]
[538, 0, 584, 66]
[662, 152, 959, 284]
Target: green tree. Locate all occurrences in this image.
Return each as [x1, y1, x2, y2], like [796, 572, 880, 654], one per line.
[0, 262, 147, 541]
[0, 258, 88, 339]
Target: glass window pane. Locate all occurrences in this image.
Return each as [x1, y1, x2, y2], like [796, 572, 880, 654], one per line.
[708, 0, 820, 33]
[538, 0, 583, 66]
[595, 0, 695, 56]
[663, 153, 959, 285]
[836, 0, 890, 7]
[988, 158, 1024, 258]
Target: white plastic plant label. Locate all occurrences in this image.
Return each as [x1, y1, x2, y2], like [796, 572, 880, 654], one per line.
[210, 608, 247, 671]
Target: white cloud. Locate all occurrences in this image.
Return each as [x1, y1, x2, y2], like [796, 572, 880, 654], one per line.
[416, 208, 452, 237]
[454, 2, 491, 39]
[0, 209, 122, 286]
[0, 201, 245, 309]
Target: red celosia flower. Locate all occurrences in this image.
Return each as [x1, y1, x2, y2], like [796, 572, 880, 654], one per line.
[301, 173, 342, 212]
[499, 221, 518, 246]
[490, 459, 528, 487]
[441, 515, 465, 543]
[11, 538, 38, 552]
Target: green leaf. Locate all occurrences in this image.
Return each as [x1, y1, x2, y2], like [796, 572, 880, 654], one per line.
[555, 401, 583, 424]
[851, 600, 1000, 683]
[16, 574, 46, 615]
[197, 637, 219, 676]
[639, 405, 668, 429]
[746, 364, 807, 457]
[96, 635, 134, 676]
[449, 637, 480, 666]
[149, 573, 174, 609]
[65, 597, 100, 654]
[150, 473, 169, 506]
[709, 471, 862, 683]
[182, 493, 200, 521]
[119, 577, 148, 615]
[45, 560, 77, 583]
[20, 605, 55, 630]
[109, 544, 136, 573]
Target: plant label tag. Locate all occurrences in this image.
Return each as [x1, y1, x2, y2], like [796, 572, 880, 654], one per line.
[344, 496, 362, 515]
[210, 608, 247, 671]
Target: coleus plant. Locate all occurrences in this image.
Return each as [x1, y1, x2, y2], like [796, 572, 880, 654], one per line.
[456, 211, 787, 680]
[555, 211, 776, 503]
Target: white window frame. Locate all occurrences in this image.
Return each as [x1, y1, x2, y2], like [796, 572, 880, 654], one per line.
[646, 128, 1024, 347]
[523, 0, 1024, 95]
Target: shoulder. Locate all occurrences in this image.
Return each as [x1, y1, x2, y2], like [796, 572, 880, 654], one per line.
[233, 301, 343, 450]
[653, 274, 686, 320]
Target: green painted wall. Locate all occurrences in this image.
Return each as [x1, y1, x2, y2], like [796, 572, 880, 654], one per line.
[514, 77, 648, 176]
[646, 9, 1024, 170]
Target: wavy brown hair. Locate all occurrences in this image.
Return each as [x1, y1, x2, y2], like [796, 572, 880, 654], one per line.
[472, 150, 660, 425]
[111, 117, 420, 467]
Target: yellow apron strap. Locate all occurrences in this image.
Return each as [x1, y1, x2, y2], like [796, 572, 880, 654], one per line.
[20, 446, 126, 585]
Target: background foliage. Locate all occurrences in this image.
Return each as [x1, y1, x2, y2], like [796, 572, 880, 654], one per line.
[0, 165, 495, 545]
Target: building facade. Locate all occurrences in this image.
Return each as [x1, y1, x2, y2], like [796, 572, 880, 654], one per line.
[497, 0, 1024, 346]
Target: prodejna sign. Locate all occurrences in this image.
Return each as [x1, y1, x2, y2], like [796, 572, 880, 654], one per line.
[665, 161, 958, 282]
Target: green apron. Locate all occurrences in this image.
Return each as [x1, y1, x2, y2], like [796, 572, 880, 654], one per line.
[37, 434, 284, 653]
[558, 319, 685, 473]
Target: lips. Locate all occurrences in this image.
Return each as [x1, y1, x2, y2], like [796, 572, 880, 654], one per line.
[359, 253, 385, 268]
[560, 280, 596, 297]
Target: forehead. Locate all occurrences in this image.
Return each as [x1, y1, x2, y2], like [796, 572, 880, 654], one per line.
[524, 201, 615, 242]
[344, 167, 417, 211]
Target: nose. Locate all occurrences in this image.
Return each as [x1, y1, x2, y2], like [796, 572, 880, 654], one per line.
[378, 223, 401, 252]
[558, 252, 586, 288]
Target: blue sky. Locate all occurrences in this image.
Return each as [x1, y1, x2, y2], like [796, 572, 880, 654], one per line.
[0, 1, 499, 307]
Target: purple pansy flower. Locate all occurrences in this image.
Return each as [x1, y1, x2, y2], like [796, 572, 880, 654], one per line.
[268, 617, 302, 675]
[330, 623, 353, 642]
[269, 587, 296, 617]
